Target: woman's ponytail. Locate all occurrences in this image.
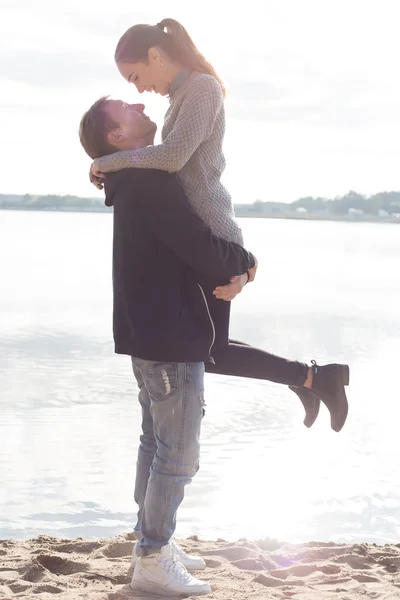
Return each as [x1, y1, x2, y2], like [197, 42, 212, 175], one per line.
[116, 18, 226, 97]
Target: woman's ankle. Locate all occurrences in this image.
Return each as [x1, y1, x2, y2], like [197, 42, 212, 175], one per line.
[304, 367, 313, 389]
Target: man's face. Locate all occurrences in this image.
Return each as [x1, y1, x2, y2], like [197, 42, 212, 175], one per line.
[105, 100, 157, 149]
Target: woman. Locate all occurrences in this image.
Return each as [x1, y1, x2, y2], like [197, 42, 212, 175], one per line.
[90, 18, 350, 432]
[91, 19, 242, 246]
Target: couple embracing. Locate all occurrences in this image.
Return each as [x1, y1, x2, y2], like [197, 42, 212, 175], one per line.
[79, 18, 350, 597]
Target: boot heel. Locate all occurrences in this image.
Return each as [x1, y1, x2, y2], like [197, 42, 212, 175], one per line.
[340, 364, 350, 386]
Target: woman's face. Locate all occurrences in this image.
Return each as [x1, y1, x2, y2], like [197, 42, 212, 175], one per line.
[117, 50, 170, 96]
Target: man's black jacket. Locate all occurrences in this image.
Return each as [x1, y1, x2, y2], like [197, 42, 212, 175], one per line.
[105, 168, 255, 363]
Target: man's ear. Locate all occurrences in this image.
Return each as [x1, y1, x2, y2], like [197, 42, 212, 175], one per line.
[107, 129, 123, 144]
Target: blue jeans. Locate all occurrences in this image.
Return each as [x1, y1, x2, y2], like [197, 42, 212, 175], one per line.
[131, 357, 205, 556]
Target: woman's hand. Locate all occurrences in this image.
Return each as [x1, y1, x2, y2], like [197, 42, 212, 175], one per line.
[247, 255, 258, 282]
[213, 273, 249, 302]
[90, 158, 106, 190]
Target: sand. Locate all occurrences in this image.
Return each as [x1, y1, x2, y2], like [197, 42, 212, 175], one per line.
[1, 534, 400, 599]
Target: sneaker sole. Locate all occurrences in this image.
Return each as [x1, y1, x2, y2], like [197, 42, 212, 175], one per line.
[130, 579, 211, 597]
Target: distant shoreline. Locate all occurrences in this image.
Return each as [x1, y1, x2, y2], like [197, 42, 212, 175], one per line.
[1, 206, 400, 224]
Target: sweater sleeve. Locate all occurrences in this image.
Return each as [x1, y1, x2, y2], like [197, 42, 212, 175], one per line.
[98, 75, 223, 174]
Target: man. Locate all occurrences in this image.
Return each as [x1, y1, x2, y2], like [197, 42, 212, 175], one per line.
[79, 98, 257, 597]
[79, 97, 349, 595]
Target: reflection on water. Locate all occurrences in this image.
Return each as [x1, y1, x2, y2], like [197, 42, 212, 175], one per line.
[1, 211, 400, 543]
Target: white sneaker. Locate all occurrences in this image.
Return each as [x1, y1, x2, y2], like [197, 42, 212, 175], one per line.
[130, 544, 211, 597]
[131, 538, 206, 571]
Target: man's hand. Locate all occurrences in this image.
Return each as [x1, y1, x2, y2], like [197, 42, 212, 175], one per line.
[213, 273, 249, 302]
[90, 158, 105, 190]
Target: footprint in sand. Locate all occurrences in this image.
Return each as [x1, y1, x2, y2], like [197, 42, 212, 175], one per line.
[34, 583, 65, 594]
[102, 540, 134, 559]
[269, 569, 288, 580]
[53, 540, 103, 554]
[282, 565, 317, 577]
[204, 559, 222, 568]
[106, 592, 138, 600]
[254, 573, 306, 588]
[353, 573, 381, 583]
[35, 555, 89, 575]
[232, 558, 265, 571]
[8, 581, 33, 593]
[212, 546, 254, 561]
[254, 573, 283, 587]
[333, 554, 372, 570]
[22, 561, 46, 583]
[377, 556, 400, 571]
[269, 563, 342, 581]
[319, 564, 342, 575]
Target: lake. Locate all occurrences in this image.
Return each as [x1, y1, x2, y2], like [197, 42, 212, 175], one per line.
[1, 210, 399, 544]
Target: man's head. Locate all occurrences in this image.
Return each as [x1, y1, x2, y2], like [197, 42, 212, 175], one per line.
[79, 96, 157, 159]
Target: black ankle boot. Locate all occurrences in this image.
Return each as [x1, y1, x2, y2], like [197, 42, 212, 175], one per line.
[310, 360, 350, 432]
[289, 386, 320, 428]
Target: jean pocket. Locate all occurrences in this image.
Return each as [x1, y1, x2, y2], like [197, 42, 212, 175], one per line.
[140, 363, 179, 402]
[200, 392, 206, 418]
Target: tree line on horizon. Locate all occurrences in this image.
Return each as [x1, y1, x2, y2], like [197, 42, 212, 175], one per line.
[236, 190, 400, 216]
[1, 190, 400, 216]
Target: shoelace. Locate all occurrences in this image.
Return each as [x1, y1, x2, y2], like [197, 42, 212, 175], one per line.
[159, 557, 192, 584]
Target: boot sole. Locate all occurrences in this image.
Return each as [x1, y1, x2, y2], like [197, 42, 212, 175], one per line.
[131, 579, 211, 597]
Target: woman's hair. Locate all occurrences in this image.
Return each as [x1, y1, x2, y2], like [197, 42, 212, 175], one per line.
[115, 18, 225, 97]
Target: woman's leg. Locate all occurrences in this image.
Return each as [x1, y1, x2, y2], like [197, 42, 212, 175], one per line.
[206, 339, 320, 428]
[206, 340, 349, 432]
[199, 280, 348, 431]
[206, 339, 309, 387]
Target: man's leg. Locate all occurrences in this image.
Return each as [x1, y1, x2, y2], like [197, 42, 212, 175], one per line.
[132, 358, 205, 555]
[130, 358, 210, 597]
[130, 359, 206, 572]
[131, 360, 157, 538]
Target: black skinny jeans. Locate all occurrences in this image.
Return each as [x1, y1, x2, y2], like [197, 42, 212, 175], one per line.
[198, 276, 309, 388]
[205, 339, 309, 388]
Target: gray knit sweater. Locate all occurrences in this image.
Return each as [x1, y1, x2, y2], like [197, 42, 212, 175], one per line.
[98, 72, 243, 245]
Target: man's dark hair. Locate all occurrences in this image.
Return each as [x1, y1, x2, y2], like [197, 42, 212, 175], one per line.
[79, 96, 118, 159]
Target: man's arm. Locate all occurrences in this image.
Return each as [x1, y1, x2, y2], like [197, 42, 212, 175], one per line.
[138, 171, 255, 280]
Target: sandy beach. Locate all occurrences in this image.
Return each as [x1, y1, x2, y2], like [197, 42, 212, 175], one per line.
[1, 534, 400, 599]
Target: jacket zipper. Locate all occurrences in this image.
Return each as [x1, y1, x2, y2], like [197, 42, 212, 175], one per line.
[197, 283, 216, 364]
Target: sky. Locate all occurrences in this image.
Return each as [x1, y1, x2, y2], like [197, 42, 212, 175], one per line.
[1, 0, 399, 203]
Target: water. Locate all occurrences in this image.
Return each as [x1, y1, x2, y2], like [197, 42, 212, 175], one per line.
[1, 210, 399, 545]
